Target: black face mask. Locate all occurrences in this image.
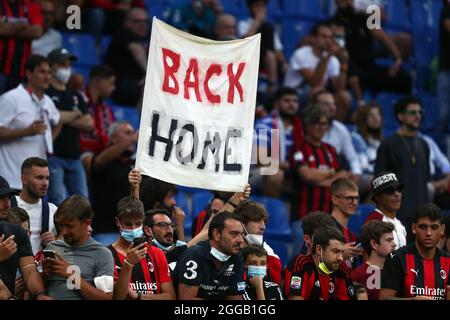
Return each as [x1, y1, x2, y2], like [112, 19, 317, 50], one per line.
[337, 5, 355, 17]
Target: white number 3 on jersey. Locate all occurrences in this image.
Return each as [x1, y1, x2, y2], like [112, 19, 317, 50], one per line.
[183, 260, 198, 280]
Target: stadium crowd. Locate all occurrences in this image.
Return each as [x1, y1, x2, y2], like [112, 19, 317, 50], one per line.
[0, 0, 450, 300]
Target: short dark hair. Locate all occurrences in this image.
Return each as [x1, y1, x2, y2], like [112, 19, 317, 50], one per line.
[25, 55, 48, 73]
[139, 176, 177, 211]
[274, 87, 298, 102]
[301, 103, 329, 126]
[360, 220, 395, 255]
[312, 226, 345, 253]
[331, 178, 358, 195]
[54, 195, 93, 223]
[208, 211, 241, 240]
[6, 207, 30, 225]
[233, 200, 268, 224]
[246, 0, 268, 8]
[310, 21, 331, 36]
[310, 88, 331, 105]
[242, 244, 267, 261]
[143, 208, 171, 227]
[212, 191, 234, 203]
[394, 96, 421, 124]
[116, 196, 144, 220]
[302, 211, 335, 237]
[89, 64, 115, 81]
[414, 203, 443, 223]
[21, 157, 48, 174]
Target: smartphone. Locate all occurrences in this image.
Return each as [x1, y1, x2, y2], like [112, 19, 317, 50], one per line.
[133, 236, 147, 248]
[355, 243, 362, 248]
[43, 250, 56, 259]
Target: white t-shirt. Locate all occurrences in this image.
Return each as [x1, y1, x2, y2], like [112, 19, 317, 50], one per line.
[283, 46, 340, 89]
[0, 84, 60, 189]
[16, 195, 58, 255]
[375, 209, 407, 250]
[32, 28, 63, 56]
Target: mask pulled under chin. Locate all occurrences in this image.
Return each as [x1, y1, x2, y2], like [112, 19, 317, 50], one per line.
[318, 255, 334, 275]
[210, 246, 231, 262]
[247, 265, 267, 278]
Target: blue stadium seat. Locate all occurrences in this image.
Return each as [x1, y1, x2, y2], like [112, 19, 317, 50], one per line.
[177, 186, 210, 194]
[412, 28, 439, 67]
[258, 197, 291, 241]
[376, 92, 403, 129]
[410, 0, 443, 31]
[93, 233, 119, 246]
[265, 239, 290, 266]
[62, 32, 99, 67]
[281, 0, 325, 20]
[348, 204, 375, 236]
[421, 95, 438, 130]
[100, 35, 112, 60]
[192, 192, 213, 217]
[221, 0, 247, 17]
[281, 19, 314, 59]
[109, 104, 141, 130]
[385, 0, 411, 32]
[267, 0, 283, 21]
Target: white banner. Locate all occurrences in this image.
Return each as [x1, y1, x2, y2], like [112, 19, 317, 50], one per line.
[135, 18, 260, 192]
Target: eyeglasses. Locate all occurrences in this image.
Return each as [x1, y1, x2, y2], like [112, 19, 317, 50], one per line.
[335, 195, 360, 203]
[152, 221, 176, 229]
[403, 109, 424, 116]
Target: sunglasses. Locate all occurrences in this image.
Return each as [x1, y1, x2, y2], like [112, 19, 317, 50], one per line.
[403, 109, 424, 116]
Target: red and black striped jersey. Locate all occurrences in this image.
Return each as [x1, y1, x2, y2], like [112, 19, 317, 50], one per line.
[381, 244, 450, 300]
[284, 254, 356, 300]
[191, 206, 211, 238]
[291, 141, 341, 221]
[0, 0, 43, 77]
[108, 243, 172, 296]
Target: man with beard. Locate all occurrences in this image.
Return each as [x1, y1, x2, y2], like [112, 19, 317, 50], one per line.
[173, 211, 246, 300]
[91, 121, 138, 233]
[366, 172, 407, 250]
[380, 203, 450, 300]
[253, 87, 303, 197]
[312, 89, 361, 183]
[43, 195, 114, 300]
[13, 157, 57, 255]
[375, 97, 430, 242]
[286, 226, 356, 300]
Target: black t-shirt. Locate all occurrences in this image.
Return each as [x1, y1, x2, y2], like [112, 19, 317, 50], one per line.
[173, 240, 245, 300]
[335, 11, 374, 67]
[104, 27, 148, 82]
[0, 221, 33, 293]
[374, 133, 430, 219]
[439, 4, 450, 71]
[46, 85, 88, 158]
[166, 244, 188, 265]
[91, 156, 132, 233]
[243, 279, 283, 300]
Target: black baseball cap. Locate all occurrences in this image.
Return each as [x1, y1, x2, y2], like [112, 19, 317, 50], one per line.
[0, 176, 19, 197]
[371, 172, 404, 195]
[47, 48, 77, 65]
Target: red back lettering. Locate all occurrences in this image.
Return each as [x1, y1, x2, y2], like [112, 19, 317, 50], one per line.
[227, 62, 245, 104]
[183, 58, 202, 102]
[204, 64, 222, 104]
[162, 48, 180, 95]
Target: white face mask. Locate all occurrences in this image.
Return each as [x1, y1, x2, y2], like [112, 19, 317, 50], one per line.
[210, 246, 231, 262]
[245, 234, 263, 246]
[55, 67, 72, 84]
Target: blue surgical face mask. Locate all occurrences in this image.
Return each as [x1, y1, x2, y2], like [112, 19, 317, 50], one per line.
[210, 246, 231, 262]
[247, 265, 266, 278]
[120, 226, 143, 243]
[152, 238, 174, 252]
